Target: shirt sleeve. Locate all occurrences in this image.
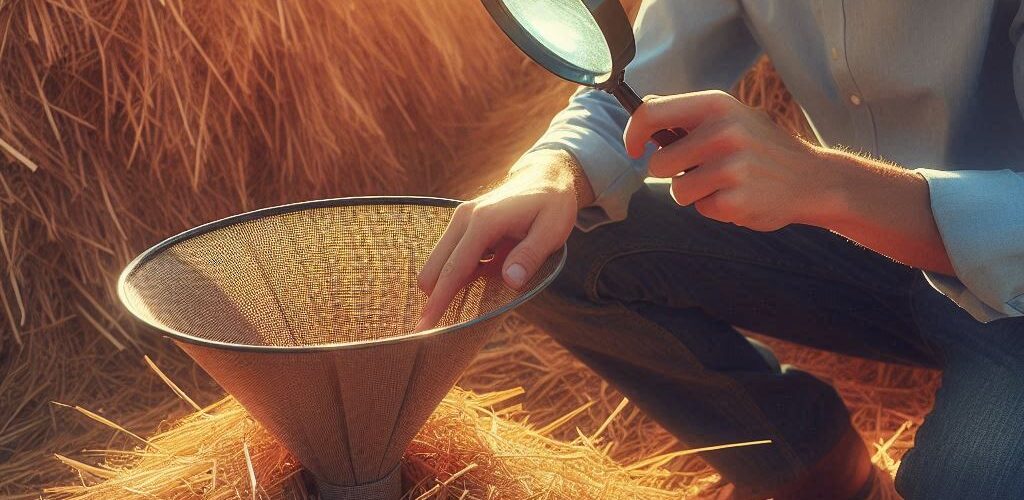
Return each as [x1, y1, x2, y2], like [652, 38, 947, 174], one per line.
[916, 169, 1024, 322]
[522, 0, 762, 230]
[912, 3, 1024, 322]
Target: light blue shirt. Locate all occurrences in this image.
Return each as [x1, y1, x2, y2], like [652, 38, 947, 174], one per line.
[527, 0, 1024, 323]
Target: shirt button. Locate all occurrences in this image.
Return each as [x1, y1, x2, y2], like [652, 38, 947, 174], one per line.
[849, 94, 863, 106]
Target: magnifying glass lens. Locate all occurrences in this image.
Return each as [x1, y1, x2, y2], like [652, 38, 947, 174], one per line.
[501, 0, 612, 75]
[488, 0, 686, 147]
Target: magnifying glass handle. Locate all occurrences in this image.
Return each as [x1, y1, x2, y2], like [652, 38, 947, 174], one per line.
[609, 80, 687, 148]
[651, 127, 686, 147]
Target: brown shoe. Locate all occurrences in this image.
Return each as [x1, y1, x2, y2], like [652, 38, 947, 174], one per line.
[706, 426, 876, 500]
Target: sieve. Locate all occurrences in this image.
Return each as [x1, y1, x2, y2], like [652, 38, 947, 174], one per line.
[118, 196, 566, 499]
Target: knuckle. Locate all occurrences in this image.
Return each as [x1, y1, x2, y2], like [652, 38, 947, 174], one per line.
[717, 121, 749, 148]
[513, 244, 541, 269]
[707, 90, 737, 111]
[732, 150, 756, 164]
[439, 258, 459, 279]
[453, 202, 474, 219]
[471, 202, 496, 220]
[722, 153, 753, 179]
[720, 163, 743, 184]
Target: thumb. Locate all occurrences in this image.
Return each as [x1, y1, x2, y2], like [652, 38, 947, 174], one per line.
[503, 210, 570, 289]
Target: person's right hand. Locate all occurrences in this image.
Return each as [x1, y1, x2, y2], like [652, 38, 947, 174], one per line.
[415, 149, 592, 331]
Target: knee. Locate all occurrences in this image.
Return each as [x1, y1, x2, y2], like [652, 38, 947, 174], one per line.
[516, 223, 635, 341]
[895, 444, 1024, 499]
[894, 373, 1024, 498]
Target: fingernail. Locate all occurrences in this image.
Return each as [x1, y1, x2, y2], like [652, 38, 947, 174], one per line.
[505, 263, 526, 287]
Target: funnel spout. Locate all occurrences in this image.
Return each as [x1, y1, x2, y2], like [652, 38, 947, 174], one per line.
[316, 464, 401, 500]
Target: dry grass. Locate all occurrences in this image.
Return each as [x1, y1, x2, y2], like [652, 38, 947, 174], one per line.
[44, 368, 753, 499]
[0, 0, 939, 498]
[36, 316, 936, 499]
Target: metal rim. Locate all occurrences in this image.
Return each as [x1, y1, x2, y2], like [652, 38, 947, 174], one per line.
[117, 196, 567, 353]
[481, 0, 613, 86]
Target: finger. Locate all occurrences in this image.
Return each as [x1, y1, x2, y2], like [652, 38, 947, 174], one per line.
[503, 208, 571, 289]
[694, 190, 742, 223]
[669, 159, 734, 207]
[415, 219, 500, 331]
[647, 119, 738, 178]
[623, 90, 738, 158]
[418, 205, 471, 294]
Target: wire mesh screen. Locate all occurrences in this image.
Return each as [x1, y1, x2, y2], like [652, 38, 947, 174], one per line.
[118, 197, 565, 498]
[121, 199, 559, 347]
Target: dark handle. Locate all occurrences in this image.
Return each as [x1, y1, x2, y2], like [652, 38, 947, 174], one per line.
[651, 127, 686, 147]
[608, 79, 687, 148]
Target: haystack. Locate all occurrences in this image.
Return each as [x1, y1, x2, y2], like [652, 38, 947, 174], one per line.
[0, 0, 938, 497]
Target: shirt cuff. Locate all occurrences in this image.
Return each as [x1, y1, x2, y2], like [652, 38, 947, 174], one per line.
[916, 168, 1024, 322]
[548, 144, 648, 231]
[524, 89, 648, 232]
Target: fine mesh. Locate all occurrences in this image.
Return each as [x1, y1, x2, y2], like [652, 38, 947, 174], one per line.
[118, 198, 564, 497]
[121, 202, 547, 346]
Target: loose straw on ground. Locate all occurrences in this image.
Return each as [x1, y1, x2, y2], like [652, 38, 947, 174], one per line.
[44, 358, 769, 499]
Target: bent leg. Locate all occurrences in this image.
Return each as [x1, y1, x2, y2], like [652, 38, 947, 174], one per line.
[895, 279, 1024, 499]
[521, 181, 937, 495]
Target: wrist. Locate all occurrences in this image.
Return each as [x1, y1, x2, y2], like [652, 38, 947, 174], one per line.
[508, 149, 596, 209]
[802, 147, 930, 233]
[793, 147, 855, 229]
[795, 148, 951, 274]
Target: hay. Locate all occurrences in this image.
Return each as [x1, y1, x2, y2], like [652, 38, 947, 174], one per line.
[37, 317, 933, 499]
[0, 0, 939, 497]
[43, 371, 761, 499]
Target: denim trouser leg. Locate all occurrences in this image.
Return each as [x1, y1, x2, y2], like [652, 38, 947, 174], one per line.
[895, 279, 1024, 499]
[520, 181, 1024, 498]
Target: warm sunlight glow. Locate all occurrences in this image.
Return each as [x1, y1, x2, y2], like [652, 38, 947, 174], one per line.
[502, 0, 612, 75]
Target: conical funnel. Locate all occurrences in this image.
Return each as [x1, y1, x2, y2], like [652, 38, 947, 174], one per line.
[117, 197, 565, 499]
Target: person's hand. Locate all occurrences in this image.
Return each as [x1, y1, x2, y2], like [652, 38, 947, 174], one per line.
[625, 90, 844, 231]
[415, 149, 590, 331]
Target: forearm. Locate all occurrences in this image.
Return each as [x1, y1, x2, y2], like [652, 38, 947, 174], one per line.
[810, 148, 955, 275]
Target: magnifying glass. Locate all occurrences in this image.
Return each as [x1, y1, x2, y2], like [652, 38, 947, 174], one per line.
[482, 0, 685, 147]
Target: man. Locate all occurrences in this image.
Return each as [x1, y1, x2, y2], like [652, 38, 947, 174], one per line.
[417, 1, 1024, 498]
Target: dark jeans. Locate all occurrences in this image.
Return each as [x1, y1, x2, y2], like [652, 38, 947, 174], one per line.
[520, 181, 1024, 499]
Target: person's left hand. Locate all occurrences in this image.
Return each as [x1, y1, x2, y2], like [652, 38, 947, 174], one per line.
[624, 90, 844, 231]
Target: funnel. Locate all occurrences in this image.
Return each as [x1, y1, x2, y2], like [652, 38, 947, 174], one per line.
[117, 197, 565, 499]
